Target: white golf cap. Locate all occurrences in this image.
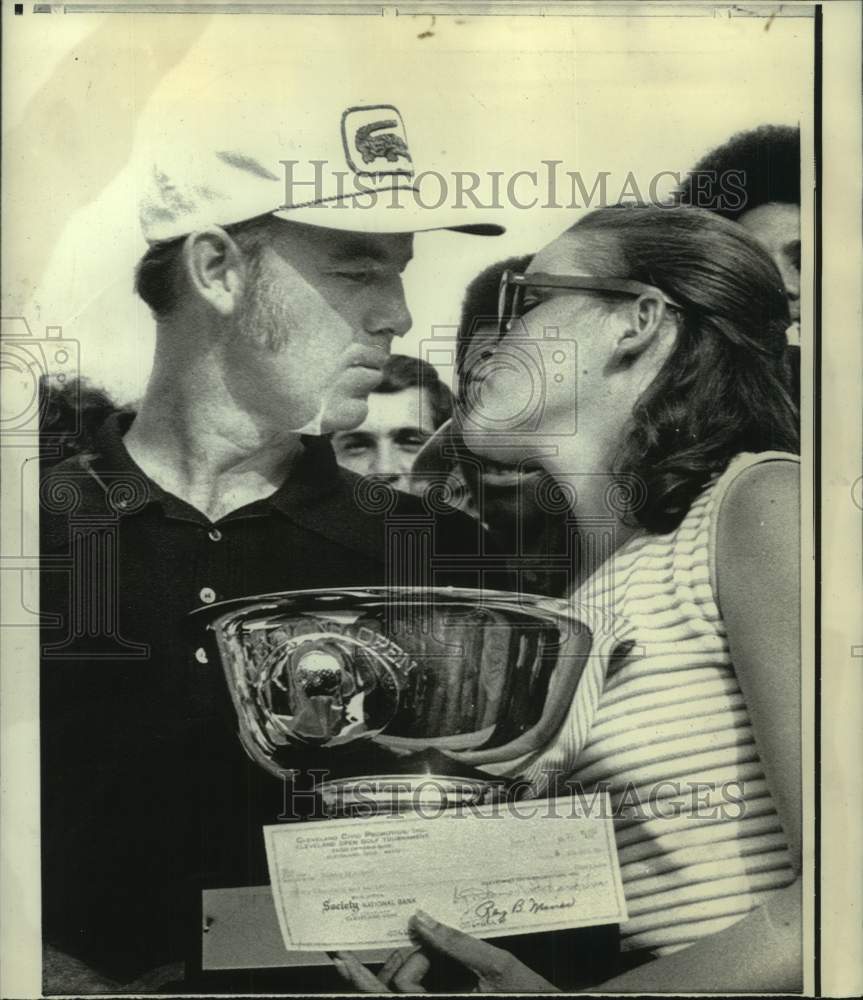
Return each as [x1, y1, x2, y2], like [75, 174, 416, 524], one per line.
[139, 98, 505, 242]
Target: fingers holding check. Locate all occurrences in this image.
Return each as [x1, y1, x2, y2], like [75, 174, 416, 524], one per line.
[380, 945, 430, 991]
[332, 911, 558, 993]
[332, 950, 398, 993]
[332, 947, 429, 993]
[407, 910, 558, 992]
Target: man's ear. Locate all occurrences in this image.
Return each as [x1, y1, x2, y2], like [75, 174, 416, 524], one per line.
[611, 291, 671, 365]
[182, 227, 247, 316]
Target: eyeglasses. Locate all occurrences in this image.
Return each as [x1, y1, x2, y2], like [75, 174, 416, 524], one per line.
[497, 270, 683, 337]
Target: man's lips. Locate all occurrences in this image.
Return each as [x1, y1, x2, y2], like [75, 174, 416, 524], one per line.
[342, 363, 385, 392]
[336, 347, 389, 390]
[481, 467, 543, 488]
[346, 345, 389, 372]
[478, 456, 544, 487]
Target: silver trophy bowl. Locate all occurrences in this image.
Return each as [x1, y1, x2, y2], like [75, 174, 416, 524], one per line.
[191, 587, 595, 813]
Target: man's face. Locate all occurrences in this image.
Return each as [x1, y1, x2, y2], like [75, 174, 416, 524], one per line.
[226, 221, 414, 434]
[738, 202, 801, 322]
[331, 386, 436, 492]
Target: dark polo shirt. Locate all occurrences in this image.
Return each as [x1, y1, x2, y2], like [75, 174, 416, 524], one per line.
[40, 413, 500, 984]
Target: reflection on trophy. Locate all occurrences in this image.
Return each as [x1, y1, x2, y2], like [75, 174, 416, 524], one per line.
[191, 587, 595, 815]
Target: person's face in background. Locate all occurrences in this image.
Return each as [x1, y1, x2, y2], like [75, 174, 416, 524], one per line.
[331, 386, 436, 492]
[737, 202, 801, 323]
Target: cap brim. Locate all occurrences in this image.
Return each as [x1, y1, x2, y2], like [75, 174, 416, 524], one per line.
[273, 192, 504, 236]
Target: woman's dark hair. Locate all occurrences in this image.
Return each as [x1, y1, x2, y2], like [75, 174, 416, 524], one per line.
[375, 353, 453, 430]
[133, 214, 273, 318]
[675, 124, 800, 220]
[455, 254, 534, 388]
[567, 203, 799, 533]
[458, 254, 535, 338]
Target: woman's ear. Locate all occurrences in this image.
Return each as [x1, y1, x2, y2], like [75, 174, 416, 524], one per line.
[182, 227, 247, 317]
[610, 291, 672, 365]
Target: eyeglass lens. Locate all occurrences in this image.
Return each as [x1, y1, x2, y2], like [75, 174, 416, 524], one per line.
[498, 271, 526, 337]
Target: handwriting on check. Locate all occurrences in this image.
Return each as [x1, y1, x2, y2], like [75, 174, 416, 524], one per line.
[453, 871, 610, 930]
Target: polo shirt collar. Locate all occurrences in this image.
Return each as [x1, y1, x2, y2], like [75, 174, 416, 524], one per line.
[93, 411, 168, 507]
[92, 411, 344, 521]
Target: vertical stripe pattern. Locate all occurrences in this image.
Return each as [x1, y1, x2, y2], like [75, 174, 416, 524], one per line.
[512, 452, 799, 956]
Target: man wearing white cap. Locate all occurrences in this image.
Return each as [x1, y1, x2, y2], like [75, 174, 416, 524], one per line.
[129, 100, 500, 501]
[40, 102, 502, 991]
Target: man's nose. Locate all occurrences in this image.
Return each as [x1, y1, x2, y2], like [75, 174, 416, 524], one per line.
[369, 444, 413, 488]
[364, 277, 412, 340]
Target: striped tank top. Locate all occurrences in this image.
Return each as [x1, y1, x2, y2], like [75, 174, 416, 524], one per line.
[517, 451, 799, 957]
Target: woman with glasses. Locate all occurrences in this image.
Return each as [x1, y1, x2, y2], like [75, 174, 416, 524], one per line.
[415, 254, 580, 598]
[336, 204, 801, 993]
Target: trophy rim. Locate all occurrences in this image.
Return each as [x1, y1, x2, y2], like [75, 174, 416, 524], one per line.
[318, 772, 494, 790]
[187, 584, 596, 630]
[316, 772, 500, 811]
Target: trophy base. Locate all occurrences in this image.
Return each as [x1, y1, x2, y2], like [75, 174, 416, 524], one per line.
[317, 772, 498, 817]
[281, 746, 512, 818]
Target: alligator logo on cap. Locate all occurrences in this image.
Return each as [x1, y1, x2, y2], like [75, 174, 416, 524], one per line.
[342, 105, 414, 177]
[355, 120, 412, 164]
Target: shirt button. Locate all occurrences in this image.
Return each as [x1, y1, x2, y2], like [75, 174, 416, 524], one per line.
[199, 587, 216, 604]
[194, 647, 209, 665]
[208, 528, 223, 542]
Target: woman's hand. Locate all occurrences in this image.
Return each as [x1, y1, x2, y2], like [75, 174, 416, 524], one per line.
[333, 910, 560, 993]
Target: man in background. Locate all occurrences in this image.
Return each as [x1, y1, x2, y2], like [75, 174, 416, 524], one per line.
[331, 354, 452, 494]
[676, 124, 801, 404]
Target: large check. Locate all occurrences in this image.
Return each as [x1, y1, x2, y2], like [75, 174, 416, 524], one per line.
[264, 795, 627, 952]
